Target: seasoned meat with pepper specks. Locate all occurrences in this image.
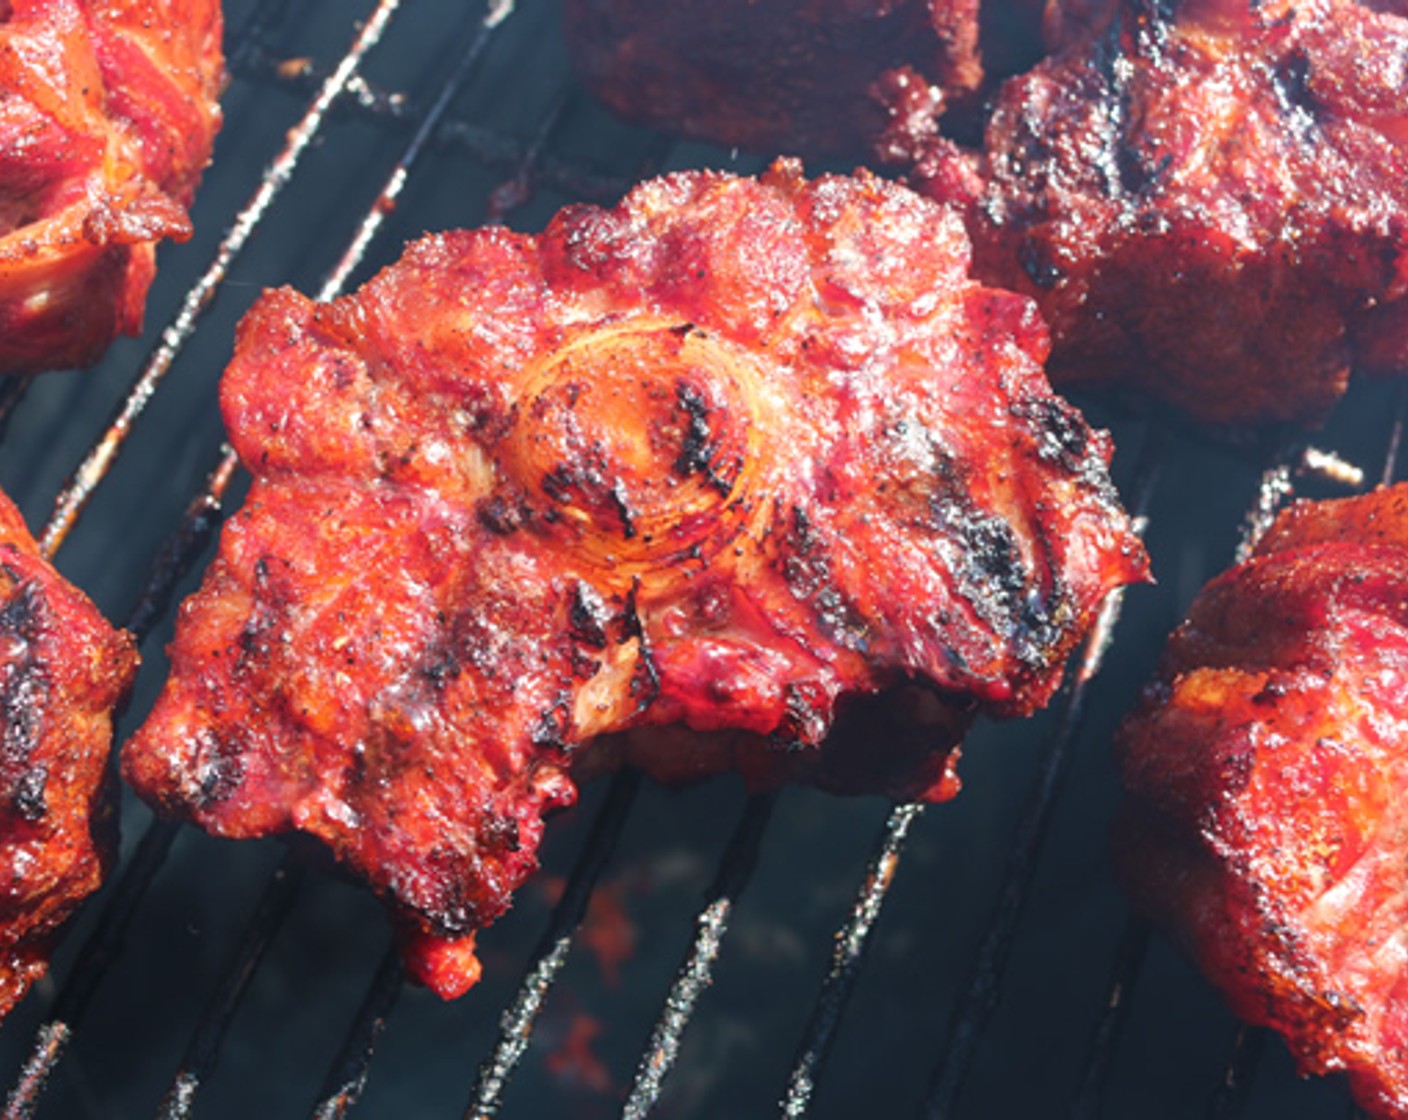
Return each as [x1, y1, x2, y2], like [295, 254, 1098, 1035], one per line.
[0, 489, 137, 1019]
[123, 161, 1149, 1000]
[913, 0, 1408, 428]
[1117, 484, 1408, 1119]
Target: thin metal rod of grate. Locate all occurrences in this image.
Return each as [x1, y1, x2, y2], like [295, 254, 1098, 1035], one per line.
[464, 769, 643, 1120]
[780, 800, 927, 1118]
[230, 46, 641, 207]
[2, 819, 180, 1120]
[309, 945, 405, 1120]
[621, 791, 779, 1120]
[1381, 382, 1408, 488]
[38, 0, 407, 560]
[0, 378, 32, 443]
[1066, 917, 1150, 1120]
[154, 855, 308, 1120]
[919, 425, 1165, 1120]
[1206, 1026, 1268, 1120]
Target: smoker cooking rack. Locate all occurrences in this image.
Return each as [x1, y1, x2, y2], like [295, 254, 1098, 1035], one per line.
[0, 2, 1396, 1117]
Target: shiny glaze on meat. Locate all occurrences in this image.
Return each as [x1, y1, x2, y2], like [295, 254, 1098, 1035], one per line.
[0, 489, 137, 1019]
[1117, 484, 1408, 1119]
[914, 0, 1408, 428]
[123, 162, 1149, 999]
[0, 0, 224, 374]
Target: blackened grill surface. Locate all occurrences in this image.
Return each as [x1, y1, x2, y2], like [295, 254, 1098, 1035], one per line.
[0, 1, 1392, 1117]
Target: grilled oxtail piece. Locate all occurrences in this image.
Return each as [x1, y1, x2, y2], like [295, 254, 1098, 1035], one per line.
[563, 0, 1039, 165]
[1117, 484, 1408, 1119]
[0, 0, 224, 375]
[913, 0, 1408, 428]
[0, 489, 137, 1019]
[123, 161, 1149, 999]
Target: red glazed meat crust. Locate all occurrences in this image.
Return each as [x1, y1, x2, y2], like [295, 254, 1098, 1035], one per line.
[122, 161, 1149, 1000]
[913, 0, 1408, 428]
[1116, 484, 1408, 1119]
[0, 0, 224, 374]
[0, 489, 137, 1019]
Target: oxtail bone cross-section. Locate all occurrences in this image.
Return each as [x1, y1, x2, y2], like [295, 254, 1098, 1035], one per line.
[123, 162, 1149, 999]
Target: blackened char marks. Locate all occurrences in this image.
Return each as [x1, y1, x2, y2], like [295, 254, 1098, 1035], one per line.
[0, 492, 137, 1022]
[122, 164, 1148, 1002]
[0, 570, 50, 823]
[923, 0, 1408, 426]
[781, 504, 870, 653]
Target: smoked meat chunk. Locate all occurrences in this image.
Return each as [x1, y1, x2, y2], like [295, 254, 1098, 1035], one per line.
[0, 0, 224, 374]
[1117, 484, 1408, 1119]
[0, 489, 137, 1019]
[123, 162, 1149, 999]
[914, 0, 1408, 428]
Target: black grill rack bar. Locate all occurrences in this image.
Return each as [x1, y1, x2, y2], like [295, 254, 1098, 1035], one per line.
[464, 769, 642, 1120]
[0, 379, 32, 444]
[154, 855, 308, 1120]
[1381, 383, 1408, 487]
[310, 945, 404, 1120]
[1067, 916, 1150, 1120]
[622, 791, 779, 1119]
[780, 800, 927, 1118]
[1207, 1026, 1268, 1120]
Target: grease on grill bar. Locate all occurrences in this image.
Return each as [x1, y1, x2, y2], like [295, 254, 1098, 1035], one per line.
[623, 793, 778, 1120]
[465, 770, 641, 1120]
[781, 800, 927, 1118]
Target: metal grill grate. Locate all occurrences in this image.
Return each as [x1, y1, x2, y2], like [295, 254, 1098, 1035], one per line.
[0, 2, 1397, 1117]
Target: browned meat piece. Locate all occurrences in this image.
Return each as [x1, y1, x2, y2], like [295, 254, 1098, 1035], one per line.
[122, 161, 1149, 1001]
[1116, 484, 1408, 1119]
[0, 0, 225, 375]
[563, 0, 995, 164]
[912, 0, 1408, 428]
[0, 488, 137, 1019]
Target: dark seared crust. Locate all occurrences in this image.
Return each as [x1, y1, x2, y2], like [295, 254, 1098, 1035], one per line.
[0, 0, 224, 374]
[563, 0, 988, 164]
[123, 161, 1149, 1001]
[0, 489, 137, 1020]
[1116, 485, 1408, 1119]
[913, 0, 1408, 428]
